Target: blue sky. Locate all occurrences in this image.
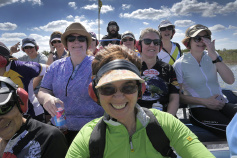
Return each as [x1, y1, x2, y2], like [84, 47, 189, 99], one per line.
[0, 0, 237, 54]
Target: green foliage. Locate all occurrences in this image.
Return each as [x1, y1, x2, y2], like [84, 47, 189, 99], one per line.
[41, 50, 50, 57]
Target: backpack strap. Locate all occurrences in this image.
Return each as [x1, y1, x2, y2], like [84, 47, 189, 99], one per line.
[89, 118, 106, 158]
[174, 42, 183, 56]
[143, 108, 177, 158]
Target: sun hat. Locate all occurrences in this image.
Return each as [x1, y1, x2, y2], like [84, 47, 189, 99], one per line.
[22, 38, 37, 48]
[121, 31, 135, 40]
[61, 22, 92, 48]
[0, 42, 11, 58]
[185, 24, 211, 38]
[89, 32, 97, 40]
[158, 20, 175, 30]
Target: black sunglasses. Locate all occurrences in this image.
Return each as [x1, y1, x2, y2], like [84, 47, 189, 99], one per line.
[0, 101, 15, 115]
[98, 83, 138, 96]
[142, 39, 161, 46]
[160, 26, 173, 31]
[193, 35, 211, 43]
[52, 40, 61, 44]
[24, 46, 34, 49]
[66, 36, 87, 43]
[122, 38, 134, 42]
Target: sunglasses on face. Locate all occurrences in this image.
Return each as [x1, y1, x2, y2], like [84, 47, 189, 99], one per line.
[98, 83, 138, 96]
[109, 25, 117, 29]
[193, 35, 211, 43]
[160, 26, 173, 32]
[142, 39, 161, 46]
[66, 36, 87, 43]
[0, 101, 15, 115]
[52, 40, 61, 44]
[122, 38, 134, 42]
[24, 46, 34, 49]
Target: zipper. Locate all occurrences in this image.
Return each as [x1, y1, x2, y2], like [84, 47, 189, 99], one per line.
[129, 136, 134, 152]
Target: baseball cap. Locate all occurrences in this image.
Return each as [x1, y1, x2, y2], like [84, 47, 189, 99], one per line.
[121, 31, 135, 40]
[0, 42, 11, 58]
[185, 24, 211, 37]
[89, 32, 97, 40]
[158, 20, 175, 29]
[50, 33, 62, 42]
[22, 38, 37, 48]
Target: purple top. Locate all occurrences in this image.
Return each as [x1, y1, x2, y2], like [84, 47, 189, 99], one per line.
[41, 56, 104, 131]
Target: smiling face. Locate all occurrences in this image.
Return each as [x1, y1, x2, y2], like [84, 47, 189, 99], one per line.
[67, 33, 87, 57]
[160, 26, 173, 41]
[122, 37, 135, 50]
[190, 30, 208, 52]
[141, 32, 160, 58]
[24, 46, 38, 59]
[52, 40, 64, 51]
[98, 80, 138, 122]
[0, 105, 25, 141]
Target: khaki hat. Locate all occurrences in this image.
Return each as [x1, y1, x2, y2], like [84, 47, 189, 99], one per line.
[95, 69, 144, 89]
[185, 24, 211, 38]
[61, 22, 92, 49]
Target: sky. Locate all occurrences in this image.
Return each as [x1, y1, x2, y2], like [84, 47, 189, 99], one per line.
[0, 0, 237, 55]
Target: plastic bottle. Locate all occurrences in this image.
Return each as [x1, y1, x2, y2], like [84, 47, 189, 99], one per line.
[152, 102, 163, 111]
[51, 103, 67, 131]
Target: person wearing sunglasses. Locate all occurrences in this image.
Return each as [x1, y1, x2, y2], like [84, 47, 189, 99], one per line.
[158, 20, 182, 65]
[0, 41, 48, 123]
[121, 31, 140, 57]
[100, 21, 121, 47]
[173, 24, 236, 137]
[47, 31, 69, 65]
[88, 32, 99, 55]
[37, 22, 104, 145]
[137, 28, 180, 117]
[0, 77, 68, 158]
[65, 44, 214, 158]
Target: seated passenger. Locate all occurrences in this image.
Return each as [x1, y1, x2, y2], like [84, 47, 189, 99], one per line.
[227, 113, 237, 157]
[88, 32, 99, 55]
[65, 45, 214, 158]
[0, 77, 68, 157]
[137, 28, 180, 116]
[121, 31, 140, 57]
[173, 24, 237, 137]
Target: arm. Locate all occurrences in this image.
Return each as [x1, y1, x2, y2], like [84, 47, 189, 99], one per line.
[167, 93, 179, 116]
[10, 42, 21, 55]
[33, 76, 43, 90]
[46, 53, 54, 65]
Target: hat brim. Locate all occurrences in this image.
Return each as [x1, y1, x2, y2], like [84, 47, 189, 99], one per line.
[95, 69, 144, 89]
[51, 38, 61, 42]
[0, 92, 13, 106]
[189, 29, 212, 37]
[122, 35, 135, 40]
[22, 43, 35, 48]
[61, 29, 92, 49]
[160, 24, 175, 28]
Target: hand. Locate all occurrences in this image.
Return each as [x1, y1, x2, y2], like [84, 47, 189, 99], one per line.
[10, 42, 20, 54]
[202, 38, 218, 59]
[203, 95, 225, 110]
[43, 96, 64, 117]
[49, 40, 55, 52]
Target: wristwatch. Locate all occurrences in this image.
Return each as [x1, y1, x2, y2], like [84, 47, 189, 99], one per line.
[212, 56, 223, 63]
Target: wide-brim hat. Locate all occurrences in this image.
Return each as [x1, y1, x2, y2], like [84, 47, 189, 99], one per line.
[61, 22, 92, 49]
[95, 69, 144, 89]
[185, 24, 212, 38]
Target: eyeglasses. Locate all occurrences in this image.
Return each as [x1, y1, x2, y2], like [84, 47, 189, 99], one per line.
[92, 39, 96, 41]
[52, 40, 61, 44]
[0, 101, 15, 115]
[160, 26, 173, 31]
[109, 25, 117, 29]
[66, 36, 87, 43]
[24, 46, 34, 49]
[122, 38, 134, 42]
[98, 83, 138, 96]
[193, 35, 211, 42]
[142, 39, 161, 46]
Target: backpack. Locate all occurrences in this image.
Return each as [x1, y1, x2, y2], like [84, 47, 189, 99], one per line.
[89, 108, 177, 158]
[162, 42, 183, 63]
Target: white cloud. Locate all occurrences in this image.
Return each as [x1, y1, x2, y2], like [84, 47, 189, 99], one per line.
[1, 33, 26, 38]
[0, 0, 42, 7]
[68, 2, 77, 10]
[82, 3, 114, 14]
[29, 20, 71, 32]
[228, 25, 237, 29]
[0, 22, 17, 30]
[234, 33, 237, 36]
[209, 24, 226, 32]
[122, 4, 131, 10]
[174, 20, 195, 27]
[67, 15, 73, 19]
[143, 22, 149, 25]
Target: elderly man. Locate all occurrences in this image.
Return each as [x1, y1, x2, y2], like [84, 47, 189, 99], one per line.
[0, 76, 68, 157]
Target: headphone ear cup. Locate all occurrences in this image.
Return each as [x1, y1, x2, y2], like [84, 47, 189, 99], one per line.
[96, 40, 99, 46]
[136, 40, 142, 52]
[17, 88, 28, 113]
[120, 41, 123, 45]
[0, 56, 8, 67]
[21, 47, 25, 52]
[35, 46, 39, 51]
[138, 83, 146, 99]
[88, 82, 99, 103]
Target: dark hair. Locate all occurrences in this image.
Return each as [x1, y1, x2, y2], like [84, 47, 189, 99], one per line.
[92, 45, 142, 76]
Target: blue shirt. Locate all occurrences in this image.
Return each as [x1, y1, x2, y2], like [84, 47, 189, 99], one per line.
[41, 56, 104, 131]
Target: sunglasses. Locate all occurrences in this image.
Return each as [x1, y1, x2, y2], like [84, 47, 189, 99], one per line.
[24, 46, 34, 49]
[109, 25, 117, 29]
[66, 36, 87, 43]
[142, 39, 161, 46]
[160, 26, 173, 32]
[193, 35, 211, 43]
[0, 101, 15, 115]
[52, 40, 61, 44]
[98, 83, 138, 96]
[122, 38, 134, 42]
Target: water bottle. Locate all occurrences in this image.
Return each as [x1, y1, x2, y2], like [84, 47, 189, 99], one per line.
[152, 102, 163, 111]
[51, 103, 67, 131]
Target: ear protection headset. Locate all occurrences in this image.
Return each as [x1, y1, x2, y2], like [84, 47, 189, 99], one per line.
[88, 59, 146, 104]
[0, 56, 8, 68]
[0, 77, 28, 114]
[0, 42, 11, 68]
